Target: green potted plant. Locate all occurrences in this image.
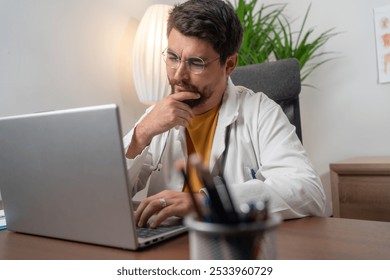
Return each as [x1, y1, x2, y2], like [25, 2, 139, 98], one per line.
[232, 0, 339, 84]
[233, 0, 286, 66]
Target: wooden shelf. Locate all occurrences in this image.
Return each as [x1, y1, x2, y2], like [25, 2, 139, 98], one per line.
[330, 156, 390, 222]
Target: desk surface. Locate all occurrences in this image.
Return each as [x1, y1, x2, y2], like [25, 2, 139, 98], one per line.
[1, 216, 389, 260]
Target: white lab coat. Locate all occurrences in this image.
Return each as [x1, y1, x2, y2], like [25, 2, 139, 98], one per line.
[123, 79, 325, 219]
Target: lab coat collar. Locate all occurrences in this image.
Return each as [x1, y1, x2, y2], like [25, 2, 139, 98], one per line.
[218, 78, 240, 127]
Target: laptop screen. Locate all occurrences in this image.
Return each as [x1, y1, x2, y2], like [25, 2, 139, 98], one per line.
[0, 104, 139, 249]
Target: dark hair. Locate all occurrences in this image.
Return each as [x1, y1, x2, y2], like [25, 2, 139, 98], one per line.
[167, 0, 243, 63]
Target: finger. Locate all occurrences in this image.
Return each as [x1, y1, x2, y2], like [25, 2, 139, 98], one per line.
[148, 98, 194, 128]
[173, 109, 194, 126]
[134, 200, 149, 226]
[149, 208, 172, 228]
[157, 104, 193, 128]
[134, 196, 159, 226]
[138, 199, 165, 227]
[169, 102, 194, 118]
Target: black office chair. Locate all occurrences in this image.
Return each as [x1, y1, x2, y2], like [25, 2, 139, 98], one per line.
[230, 58, 302, 142]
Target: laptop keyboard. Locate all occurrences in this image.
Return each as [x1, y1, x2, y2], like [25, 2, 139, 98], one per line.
[136, 225, 184, 238]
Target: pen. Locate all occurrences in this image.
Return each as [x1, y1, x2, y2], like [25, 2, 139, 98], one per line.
[250, 168, 256, 179]
[213, 175, 239, 224]
[189, 154, 228, 224]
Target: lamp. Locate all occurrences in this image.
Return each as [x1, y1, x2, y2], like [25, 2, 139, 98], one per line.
[132, 5, 172, 105]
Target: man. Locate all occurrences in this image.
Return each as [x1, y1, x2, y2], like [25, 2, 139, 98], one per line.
[124, 0, 325, 228]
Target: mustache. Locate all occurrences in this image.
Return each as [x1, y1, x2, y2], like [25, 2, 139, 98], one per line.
[171, 82, 199, 94]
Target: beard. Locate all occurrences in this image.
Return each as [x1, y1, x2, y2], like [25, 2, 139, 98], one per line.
[169, 80, 212, 108]
[180, 98, 200, 107]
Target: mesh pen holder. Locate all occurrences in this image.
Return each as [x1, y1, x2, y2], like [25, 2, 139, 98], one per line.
[184, 213, 282, 260]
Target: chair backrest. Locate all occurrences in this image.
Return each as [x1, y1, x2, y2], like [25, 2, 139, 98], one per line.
[230, 58, 302, 142]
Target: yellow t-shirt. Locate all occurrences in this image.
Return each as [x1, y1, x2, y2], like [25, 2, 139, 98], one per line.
[184, 106, 220, 192]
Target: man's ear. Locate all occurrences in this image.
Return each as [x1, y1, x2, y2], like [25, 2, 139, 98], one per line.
[226, 53, 238, 76]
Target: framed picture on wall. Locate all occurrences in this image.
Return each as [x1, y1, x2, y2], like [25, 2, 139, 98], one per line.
[374, 5, 390, 84]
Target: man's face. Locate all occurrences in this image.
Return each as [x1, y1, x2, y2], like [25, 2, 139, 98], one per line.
[166, 28, 236, 115]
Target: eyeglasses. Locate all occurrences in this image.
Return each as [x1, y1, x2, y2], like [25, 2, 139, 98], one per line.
[162, 48, 220, 74]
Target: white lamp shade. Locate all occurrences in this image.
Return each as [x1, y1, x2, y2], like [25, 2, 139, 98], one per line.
[132, 5, 172, 105]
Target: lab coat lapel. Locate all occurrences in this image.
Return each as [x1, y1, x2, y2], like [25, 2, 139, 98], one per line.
[209, 79, 239, 175]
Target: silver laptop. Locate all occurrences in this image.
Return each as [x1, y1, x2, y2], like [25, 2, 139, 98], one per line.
[0, 104, 186, 250]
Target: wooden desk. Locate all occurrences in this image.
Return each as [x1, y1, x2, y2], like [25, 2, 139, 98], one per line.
[1, 217, 389, 260]
[330, 156, 390, 222]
